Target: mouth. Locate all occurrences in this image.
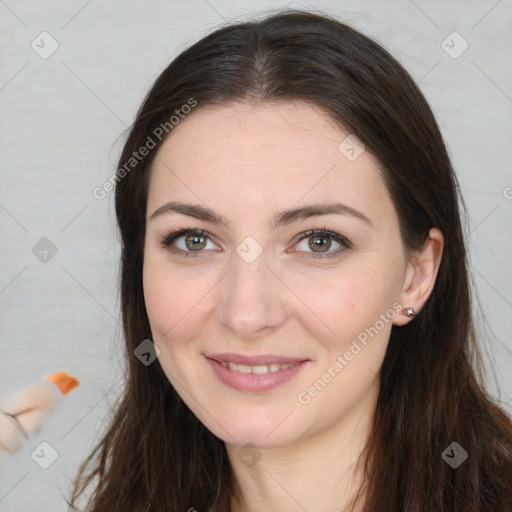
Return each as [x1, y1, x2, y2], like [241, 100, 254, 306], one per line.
[215, 360, 300, 374]
[204, 353, 310, 392]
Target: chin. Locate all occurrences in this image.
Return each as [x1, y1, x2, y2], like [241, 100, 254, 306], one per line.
[198, 407, 304, 449]
[222, 429, 297, 449]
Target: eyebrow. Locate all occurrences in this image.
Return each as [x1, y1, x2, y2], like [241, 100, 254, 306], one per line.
[148, 201, 373, 229]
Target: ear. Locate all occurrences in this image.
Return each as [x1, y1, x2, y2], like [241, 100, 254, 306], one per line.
[392, 227, 444, 326]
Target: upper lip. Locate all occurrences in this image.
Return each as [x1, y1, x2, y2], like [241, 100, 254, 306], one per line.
[206, 353, 308, 366]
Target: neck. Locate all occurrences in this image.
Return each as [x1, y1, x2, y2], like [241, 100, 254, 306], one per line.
[226, 381, 377, 512]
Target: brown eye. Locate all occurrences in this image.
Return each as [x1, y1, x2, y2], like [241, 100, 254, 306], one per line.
[308, 235, 332, 252]
[160, 229, 217, 257]
[185, 233, 207, 251]
[292, 229, 352, 259]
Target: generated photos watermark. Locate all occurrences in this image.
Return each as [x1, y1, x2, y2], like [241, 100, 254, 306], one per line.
[93, 98, 198, 200]
[297, 301, 403, 405]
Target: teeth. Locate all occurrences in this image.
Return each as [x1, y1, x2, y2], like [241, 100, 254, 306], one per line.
[232, 363, 252, 373]
[220, 361, 298, 373]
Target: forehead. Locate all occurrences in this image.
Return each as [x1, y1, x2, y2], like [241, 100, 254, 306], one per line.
[151, 100, 367, 175]
[147, 101, 394, 227]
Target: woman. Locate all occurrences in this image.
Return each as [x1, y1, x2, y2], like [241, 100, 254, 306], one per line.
[69, 10, 512, 512]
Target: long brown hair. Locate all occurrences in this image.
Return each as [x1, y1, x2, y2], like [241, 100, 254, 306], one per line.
[68, 9, 512, 511]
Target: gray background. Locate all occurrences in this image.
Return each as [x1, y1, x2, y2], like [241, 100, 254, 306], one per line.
[0, 0, 511, 510]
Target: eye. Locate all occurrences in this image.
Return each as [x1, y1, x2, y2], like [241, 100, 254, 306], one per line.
[291, 229, 352, 258]
[160, 229, 218, 257]
[159, 227, 352, 259]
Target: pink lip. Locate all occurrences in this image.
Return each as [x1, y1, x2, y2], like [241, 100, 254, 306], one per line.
[205, 355, 310, 392]
[205, 352, 308, 366]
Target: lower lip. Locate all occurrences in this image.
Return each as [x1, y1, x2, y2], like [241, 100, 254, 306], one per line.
[205, 357, 309, 392]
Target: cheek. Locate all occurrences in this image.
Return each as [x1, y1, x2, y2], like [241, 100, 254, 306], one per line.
[142, 267, 215, 391]
[142, 255, 215, 341]
[287, 261, 397, 342]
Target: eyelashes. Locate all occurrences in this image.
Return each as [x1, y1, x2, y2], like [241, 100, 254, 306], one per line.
[159, 227, 352, 259]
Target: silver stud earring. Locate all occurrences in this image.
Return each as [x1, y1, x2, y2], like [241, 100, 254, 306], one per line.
[403, 307, 416, 317]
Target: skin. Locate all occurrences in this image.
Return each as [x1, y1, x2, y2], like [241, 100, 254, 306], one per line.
[142, 100, 443, 512]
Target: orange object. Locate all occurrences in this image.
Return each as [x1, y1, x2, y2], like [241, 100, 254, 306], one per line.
[43, 371, 80, 395]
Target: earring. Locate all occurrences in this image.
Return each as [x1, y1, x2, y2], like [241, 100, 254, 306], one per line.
[403, 307, 416, 318]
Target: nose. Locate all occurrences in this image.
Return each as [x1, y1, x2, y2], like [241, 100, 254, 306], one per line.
[217, 249, 287, 340]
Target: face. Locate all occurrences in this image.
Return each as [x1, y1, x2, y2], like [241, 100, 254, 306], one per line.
[143, 101, 411, 448]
